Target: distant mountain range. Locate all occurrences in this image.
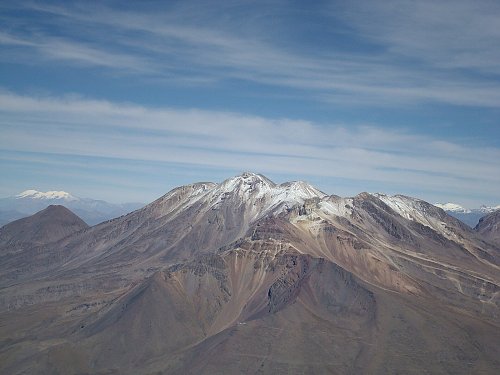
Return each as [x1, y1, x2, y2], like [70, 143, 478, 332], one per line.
[0, 189, 144, 226]
[1, 172, 498, 374]
[434, 202, 500, 227]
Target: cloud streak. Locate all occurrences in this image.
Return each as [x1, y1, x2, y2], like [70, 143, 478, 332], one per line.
[1, 91, 499, 205]
[336, 0, 500, 75]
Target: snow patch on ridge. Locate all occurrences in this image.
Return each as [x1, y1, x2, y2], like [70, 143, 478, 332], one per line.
[375, 194, 428, 221]
[373, 193, 469, 244]
[318, 197, 354, 217]
[374, 193, 447, 231]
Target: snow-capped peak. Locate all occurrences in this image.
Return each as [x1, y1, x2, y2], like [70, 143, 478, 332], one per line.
[434, 203, 471, 213]
[219, 172, 275, 193]
[204, 173, 327, 223]
[16, 189, 78, 201]
[15, 189, 39, 198]
[478, 205, 500, 213]
[218, 173, 325, 203]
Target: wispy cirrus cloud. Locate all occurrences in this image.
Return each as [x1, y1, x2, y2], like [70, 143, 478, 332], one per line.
[0, 30, 158, 73]
[1, 1, 500, 107]
[336, 0, 500, 75]
[1, 91, 499, 205]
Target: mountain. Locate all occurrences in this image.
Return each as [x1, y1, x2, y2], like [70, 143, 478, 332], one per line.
[0, 189, 144, 226]
[475, 210, 500, 246]
[0, 173, 499, 374]
[0, 205, 88, 248]
[434, 202, 500, 227]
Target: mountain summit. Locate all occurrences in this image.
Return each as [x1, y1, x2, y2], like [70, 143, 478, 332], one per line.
[0, 173, 498, 374]
[0, 205, 88, 248]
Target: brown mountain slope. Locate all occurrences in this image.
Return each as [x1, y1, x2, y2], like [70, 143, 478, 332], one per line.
[0, 173, 499, 374]
[0, 205, 88, 248]
[1, 246, 498, 374]
[475, 209, 500, 246]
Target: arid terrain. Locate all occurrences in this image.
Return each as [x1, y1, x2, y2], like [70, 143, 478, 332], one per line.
[1, 173, 499, 374]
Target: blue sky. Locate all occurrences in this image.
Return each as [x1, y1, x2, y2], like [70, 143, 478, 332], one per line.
[0, 0, 499, 207]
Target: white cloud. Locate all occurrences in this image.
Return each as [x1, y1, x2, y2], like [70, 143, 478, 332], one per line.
[0, 31, 157, 73]
[1, 91, 499, 204]
[336, 0, 500, 75]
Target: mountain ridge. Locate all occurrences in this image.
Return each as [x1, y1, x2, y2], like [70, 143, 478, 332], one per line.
[0, 172, 499, 374]
[475, 210, 500, 246]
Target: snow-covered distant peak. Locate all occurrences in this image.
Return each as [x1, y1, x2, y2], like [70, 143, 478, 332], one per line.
[434, 203, 500, 214]
[434, 203, 471, 213]
[16, 189, 78, 201]
[15, 190, 39, 198]
[479, 205, 500, 213]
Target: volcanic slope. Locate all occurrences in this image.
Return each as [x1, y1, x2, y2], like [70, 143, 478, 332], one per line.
[0, 205, 88, 247]
[475, 209, 500, 246]
[0, 173, 499, 374]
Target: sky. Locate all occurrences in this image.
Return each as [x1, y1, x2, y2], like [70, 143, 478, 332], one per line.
[0, 0, 499, 208]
